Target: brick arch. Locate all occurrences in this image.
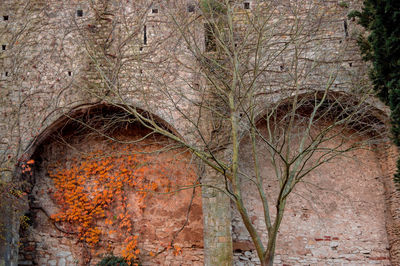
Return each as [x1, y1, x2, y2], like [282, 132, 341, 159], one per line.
[18, 103, 204, 265]
[253, 91, 390, 127]
[23, 103, 186, 160]
[232, 92, 399, 265]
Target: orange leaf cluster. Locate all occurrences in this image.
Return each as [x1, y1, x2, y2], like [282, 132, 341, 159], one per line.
[173, 244, 182, 256]
[122, 235, 140, 261]
[21, 159, 34, 174]
[47, 142, 194, 262]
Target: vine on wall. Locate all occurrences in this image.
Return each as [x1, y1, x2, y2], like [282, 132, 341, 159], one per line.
[46, 140, 196, 264]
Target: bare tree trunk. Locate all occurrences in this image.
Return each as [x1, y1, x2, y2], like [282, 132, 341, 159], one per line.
[264, 243, 276, 266]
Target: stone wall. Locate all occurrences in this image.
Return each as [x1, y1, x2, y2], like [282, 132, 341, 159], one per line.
[0, 0, 399, 265]
[18, 125, 203, 265]
[377, 144, 400, 264]
[232, 122, 392, 265]
[202, 167, 233, 266]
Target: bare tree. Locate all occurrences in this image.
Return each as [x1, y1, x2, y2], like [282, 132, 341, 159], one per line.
[9, 0, 386, 265]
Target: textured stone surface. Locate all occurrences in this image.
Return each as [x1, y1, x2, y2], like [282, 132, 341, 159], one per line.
[202, 166, 233, 266]
[0, 0, 398, 265]
[232, 123, 392, 265]
[378, 144, 400, 265]
[18, 128, 204, 265]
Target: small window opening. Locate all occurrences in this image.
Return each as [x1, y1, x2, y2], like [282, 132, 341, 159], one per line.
[139, 46, 143, 51]
[343, 20, 348, 37]
[244, 2, 250, 9]
[205, 23, 216, 51]
[349, 62, 352, 67]
[68, 71, 72, 76]
[3, 15, 9, 21]
[151, 8, 158, 14]
[5, 72, 8, 77]
[188, 4, 195, 12]
[2, 45, 6, 51]
[143, 25, 147, 45]
[77, 9, 83, 17]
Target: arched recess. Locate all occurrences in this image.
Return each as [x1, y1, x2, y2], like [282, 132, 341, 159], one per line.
[17, 104, 204, 265]
[231, 92, 399, 265]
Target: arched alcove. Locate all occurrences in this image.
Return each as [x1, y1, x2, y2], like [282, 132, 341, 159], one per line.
[18, 105, 204, 265]
[232, 94, 394, 265]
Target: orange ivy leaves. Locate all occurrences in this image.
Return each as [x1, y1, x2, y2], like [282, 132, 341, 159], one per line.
[48, 141, 194, 260]
[122, 235, 140, 261]
[21, 159, 34, 174]
[47, 142, 192, 262]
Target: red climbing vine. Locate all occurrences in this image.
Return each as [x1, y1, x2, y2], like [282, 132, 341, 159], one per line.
[47, 141, 195, 264]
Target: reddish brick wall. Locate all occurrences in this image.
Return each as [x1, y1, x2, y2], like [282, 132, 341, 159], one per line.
[233, 123, 391, 265]
[377, 144, 400, 265]
[18, 128, 203, 265]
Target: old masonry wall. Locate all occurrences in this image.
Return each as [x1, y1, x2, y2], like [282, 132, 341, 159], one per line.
[1, 0, 400, 265]
[18, 125, 204, 265]
[232, 122, 393, 265]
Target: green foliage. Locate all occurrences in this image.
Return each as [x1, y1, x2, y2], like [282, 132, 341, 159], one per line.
[356, 34, 373, 61]
[339, 1, 349, 8]
[97, 255, 129, 266]
[97, 254, 142, 266]
[200, 0, 226, 15]
[351, 0, 400, 184]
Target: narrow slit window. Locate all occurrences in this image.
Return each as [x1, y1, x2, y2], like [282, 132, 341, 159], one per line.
[3, 15, 8, 21]
[68, 71, 72, 76]
[152, 8, 158, 14]
[244, 2, 250, 9]
[2, 45, 6, 51]
[5, 72, 8, 77]
[77, 9, 83, 17]
[143, 25, 147, 45]
[205, 23, 216, 52]
[343, 20, 348, 37]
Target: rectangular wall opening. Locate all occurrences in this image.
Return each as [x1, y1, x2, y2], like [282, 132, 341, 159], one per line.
[143, 25, 147, 45]
[204, 23, 216, 52]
